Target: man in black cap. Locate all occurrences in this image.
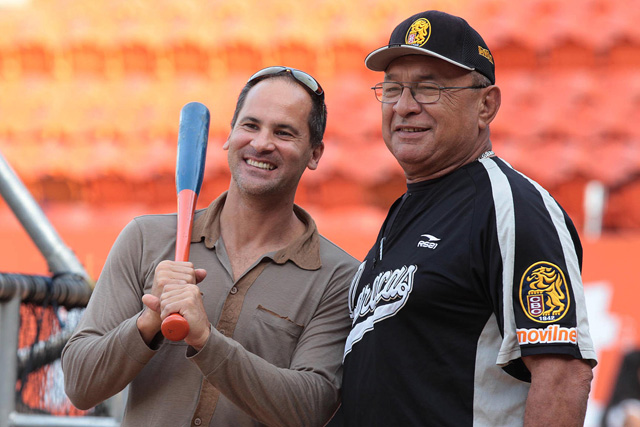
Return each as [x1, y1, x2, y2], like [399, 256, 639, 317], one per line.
[339, 10, 597, 426]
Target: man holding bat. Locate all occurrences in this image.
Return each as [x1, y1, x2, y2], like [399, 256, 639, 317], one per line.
[62, 66, 358, 426]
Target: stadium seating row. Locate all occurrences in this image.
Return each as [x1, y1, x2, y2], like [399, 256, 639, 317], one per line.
[1, 38, 638, 80]
[4, 130, 638, 189]
[1, 69, 639, 137]
[0, 0, 637, 50]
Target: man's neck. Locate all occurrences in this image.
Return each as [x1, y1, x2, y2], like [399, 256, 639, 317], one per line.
[405, 140, 493, 184]
[220, 187, 304, 253]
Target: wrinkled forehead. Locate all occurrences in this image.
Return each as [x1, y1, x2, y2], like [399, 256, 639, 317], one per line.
[243, 78, 311, 110]
[384, 54, 471, 83]
[238, 78, 312, 130]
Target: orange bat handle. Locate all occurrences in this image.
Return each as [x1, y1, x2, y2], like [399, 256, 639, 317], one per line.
[161, 189, 198, 341]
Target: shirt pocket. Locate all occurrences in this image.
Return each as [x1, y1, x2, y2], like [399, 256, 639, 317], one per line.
[246, 304, 304, 367]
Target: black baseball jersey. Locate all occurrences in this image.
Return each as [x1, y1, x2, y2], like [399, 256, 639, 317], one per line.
[341, 156, 597, 426]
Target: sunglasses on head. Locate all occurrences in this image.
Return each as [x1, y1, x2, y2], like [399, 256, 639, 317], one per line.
[248, 66, 324, 97]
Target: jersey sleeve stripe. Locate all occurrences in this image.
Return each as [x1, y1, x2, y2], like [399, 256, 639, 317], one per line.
[478, 157, 522, 365]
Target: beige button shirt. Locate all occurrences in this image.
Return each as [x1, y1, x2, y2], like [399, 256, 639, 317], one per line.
[62, 193, 359, 426]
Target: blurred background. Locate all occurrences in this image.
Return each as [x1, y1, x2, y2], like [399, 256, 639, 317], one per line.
[0, 0, 639, 425]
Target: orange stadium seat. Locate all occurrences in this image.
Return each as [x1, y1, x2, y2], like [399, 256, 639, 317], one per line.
[222, 42, 265, 73]
[271, 42, 320, 77]
[68, 43, 107, 76]
[168, 41, 212, 75]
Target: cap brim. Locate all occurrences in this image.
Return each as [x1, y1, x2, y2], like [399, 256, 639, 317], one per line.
[365, 45, 475, 73]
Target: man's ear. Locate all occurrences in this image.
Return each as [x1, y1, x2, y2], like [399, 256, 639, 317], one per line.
[223, 135, 230, 150]
[478, 85, 501, 130]
[307, 142, 324, 170]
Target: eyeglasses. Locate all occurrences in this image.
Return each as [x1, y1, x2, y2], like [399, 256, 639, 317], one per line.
[372, 81, 487, 104]
[248, 66, 324, 98]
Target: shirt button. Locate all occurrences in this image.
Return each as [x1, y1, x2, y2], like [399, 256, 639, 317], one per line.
[194, 418, 202, 426]
[230, 286, 238, 295]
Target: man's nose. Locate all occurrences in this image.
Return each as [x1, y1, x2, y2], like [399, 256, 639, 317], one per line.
[250, 132, 276, 152]
[393, 86, 422, 116]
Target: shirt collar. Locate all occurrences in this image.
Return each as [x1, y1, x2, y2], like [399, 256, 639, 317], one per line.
[191, 192, 321, 271]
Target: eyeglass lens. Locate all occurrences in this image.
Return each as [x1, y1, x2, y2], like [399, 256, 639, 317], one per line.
[374, 82, 441, 104]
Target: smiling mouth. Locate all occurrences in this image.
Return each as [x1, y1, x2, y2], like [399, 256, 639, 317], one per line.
[246, 159, 276, 170]
[396, 126, 429, 133]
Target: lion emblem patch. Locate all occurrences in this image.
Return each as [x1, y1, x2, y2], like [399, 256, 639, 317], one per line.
[405, 18, 431, 47]
[519, 262, 570, 323]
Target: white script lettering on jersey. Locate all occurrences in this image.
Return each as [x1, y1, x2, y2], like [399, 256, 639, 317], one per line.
[343, 261, 416, 359]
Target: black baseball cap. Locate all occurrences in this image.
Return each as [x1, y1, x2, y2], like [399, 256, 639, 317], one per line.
[365, 10, 496, 85]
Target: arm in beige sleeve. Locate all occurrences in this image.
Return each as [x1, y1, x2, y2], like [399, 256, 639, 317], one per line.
[523, 354, 594, 427]
[61, 219, 158, 410]
[188, 264, 354, 427]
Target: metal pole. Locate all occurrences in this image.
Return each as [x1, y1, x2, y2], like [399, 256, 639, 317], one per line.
[8, 413, 120, 426]
[583, 180, 606, 239]
[0, 150, 91, 283]
[0, 295, 20, 427]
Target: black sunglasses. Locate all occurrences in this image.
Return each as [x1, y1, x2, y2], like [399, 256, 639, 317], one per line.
[248, 66, 324, 97]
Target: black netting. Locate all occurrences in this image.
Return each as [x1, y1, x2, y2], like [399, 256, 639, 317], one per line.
[0, 272, 110, 417]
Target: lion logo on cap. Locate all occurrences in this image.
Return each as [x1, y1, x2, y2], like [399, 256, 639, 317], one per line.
[405, 18, 431, 47]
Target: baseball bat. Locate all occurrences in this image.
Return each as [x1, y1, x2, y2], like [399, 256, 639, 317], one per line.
[161, 101, 210, 341]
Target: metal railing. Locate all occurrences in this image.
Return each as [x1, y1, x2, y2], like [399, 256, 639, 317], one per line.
[0, 150, 120, 427]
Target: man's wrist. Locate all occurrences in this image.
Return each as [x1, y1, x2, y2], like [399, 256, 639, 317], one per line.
[137, 309, 161, 345]
[190, 324, 212, 352]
